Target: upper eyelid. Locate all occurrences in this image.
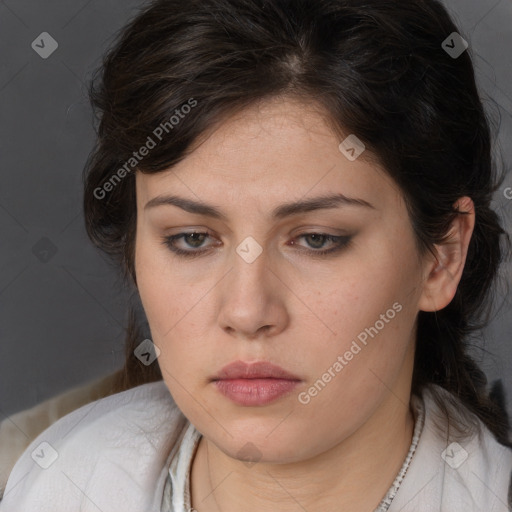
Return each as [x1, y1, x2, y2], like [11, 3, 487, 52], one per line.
[167, 230, 347, 240]
[165, 231, 350, 249]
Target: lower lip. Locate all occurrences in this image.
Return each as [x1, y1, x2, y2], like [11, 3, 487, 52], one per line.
[213, 378, 300, 406]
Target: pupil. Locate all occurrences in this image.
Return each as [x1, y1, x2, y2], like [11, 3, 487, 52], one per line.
[308, 234, 325, 248]
[188, 233, 204, 247]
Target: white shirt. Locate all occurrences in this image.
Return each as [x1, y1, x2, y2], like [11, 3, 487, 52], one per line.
[0, 380, 511, 512]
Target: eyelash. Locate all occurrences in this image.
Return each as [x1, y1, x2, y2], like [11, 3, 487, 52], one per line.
[161, 231, 352, 259]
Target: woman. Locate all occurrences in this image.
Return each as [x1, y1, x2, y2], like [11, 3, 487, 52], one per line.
[1, 0, 511, 510]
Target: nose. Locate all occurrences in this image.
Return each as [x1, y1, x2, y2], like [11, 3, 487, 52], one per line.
[216, 238, 289, 340]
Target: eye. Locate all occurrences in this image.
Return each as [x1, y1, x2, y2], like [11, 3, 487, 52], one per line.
[161, 231, 352, 258]
[291, 233, 352, 256]
[161, 231, 214, 258]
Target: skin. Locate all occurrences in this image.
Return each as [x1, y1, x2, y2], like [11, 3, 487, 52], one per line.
[134, 95, 475, 511]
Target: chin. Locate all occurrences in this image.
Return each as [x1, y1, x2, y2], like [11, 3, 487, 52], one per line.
[206, 420, 318, 463]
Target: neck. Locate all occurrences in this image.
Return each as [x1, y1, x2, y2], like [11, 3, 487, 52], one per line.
[190, 390, 415, 512]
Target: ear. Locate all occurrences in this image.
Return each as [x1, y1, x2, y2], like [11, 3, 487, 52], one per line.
[418, 196, 475, 312]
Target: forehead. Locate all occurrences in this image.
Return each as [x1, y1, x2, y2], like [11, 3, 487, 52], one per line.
[135, 96, 398, 216]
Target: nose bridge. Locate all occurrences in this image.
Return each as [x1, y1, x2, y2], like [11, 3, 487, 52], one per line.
[212, 209, 297, 337]
[230, 233, 273, 293]
[215, 232, 280, 323]
[215, 233, 282, 331]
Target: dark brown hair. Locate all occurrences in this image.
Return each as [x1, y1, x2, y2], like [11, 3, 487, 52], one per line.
[83, 0, 511, 446]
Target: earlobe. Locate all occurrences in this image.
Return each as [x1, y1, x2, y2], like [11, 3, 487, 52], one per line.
[418, 197, 475, 312]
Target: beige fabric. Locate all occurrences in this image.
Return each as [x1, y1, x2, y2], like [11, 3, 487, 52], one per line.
[0, 371, 120, 498]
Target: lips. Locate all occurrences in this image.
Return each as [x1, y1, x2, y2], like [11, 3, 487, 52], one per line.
[211, 360, 301, 381]
[211, 360, 302, 406]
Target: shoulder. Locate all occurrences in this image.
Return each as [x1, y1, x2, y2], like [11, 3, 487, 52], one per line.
[389, 383, 512, 512]
[0, 380, 189, 512]
[0, 371, 120, 497]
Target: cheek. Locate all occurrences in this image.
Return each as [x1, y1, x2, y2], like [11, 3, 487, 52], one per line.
[135, 235, 194, 335]
[134, 239, 214, 384]
[303, 245, 420, 374]
[314, 255, 412, 332]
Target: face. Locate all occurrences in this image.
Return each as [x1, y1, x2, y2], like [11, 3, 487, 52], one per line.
[134, 96, 430, 464]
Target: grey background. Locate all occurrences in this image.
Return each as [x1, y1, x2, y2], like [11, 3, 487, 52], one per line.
[0, 0, 511, 421]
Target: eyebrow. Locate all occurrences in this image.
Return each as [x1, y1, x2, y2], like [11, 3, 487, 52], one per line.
[144, 193, 375, 220]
